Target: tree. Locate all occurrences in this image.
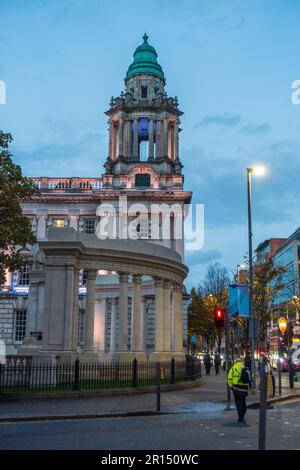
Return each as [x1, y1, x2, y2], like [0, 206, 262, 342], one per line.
[188, 288, 217, 352]
[253, 257, 286, 349]
[188, 263, 230, 352]
[0, 131, 38, 285]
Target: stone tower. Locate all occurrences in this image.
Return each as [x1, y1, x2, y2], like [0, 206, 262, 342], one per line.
[103, 33, 184, 191]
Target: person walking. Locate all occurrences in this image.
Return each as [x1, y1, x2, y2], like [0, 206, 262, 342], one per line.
[288, 357, 297, 389]
[204, 353, 212, 375]
[228, 357, 252, 424]
[214, 353, 221, 375]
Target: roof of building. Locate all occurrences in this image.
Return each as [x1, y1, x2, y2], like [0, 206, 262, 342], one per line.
[126, 33, 164, 79]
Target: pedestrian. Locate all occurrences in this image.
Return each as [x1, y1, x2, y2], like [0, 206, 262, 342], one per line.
[287, 357, 297, 389]
[227, 357, 252, 424]
[214, 353, 221, 375]
[204, 353, 212, 375]
[244, 352, 251, 371]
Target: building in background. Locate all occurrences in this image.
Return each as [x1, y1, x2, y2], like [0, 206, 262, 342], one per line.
[0, 35, 192, 361]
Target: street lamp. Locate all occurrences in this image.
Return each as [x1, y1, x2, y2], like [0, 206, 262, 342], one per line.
[247, 166, 266, 389]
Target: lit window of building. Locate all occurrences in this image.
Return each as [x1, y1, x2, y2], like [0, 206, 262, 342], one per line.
[18, 265, 29, 286]
[52, 219, 65, 228]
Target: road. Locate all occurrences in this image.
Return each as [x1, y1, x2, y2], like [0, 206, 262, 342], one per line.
[1, 399, 300, 450]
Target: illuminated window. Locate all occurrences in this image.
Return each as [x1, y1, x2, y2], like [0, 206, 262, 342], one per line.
[15, 310, 27, 342]
[18, 265, 29, 286]
[139, 140, 149, 161]
[52, 219, 65, 228]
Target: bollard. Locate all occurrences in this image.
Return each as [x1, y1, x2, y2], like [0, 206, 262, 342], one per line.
[171, 358, 176, 384]
[258, 359, 267, 450]
[73, 358, 80, 391]
[132, 358, 138, 388]
[156, 361, 161, 412]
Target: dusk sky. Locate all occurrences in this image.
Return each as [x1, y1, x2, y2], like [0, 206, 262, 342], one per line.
[1, 0, 300, 288]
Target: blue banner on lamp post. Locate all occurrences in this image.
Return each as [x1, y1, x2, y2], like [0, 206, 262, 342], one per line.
[229, 284, 249, 317]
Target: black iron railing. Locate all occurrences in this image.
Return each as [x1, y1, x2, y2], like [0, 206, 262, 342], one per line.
[0, 356, 201, 392]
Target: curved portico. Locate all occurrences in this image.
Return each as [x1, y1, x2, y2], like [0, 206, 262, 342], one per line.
[38, 228, 188, 362]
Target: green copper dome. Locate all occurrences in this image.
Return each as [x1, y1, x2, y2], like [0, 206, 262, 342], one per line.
[126, 34, 164, 79]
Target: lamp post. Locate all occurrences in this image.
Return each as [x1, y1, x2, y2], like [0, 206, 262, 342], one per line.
[247, 166, 266, 390]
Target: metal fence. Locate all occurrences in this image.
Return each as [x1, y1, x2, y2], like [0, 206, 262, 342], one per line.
[0, 356, 201, 393]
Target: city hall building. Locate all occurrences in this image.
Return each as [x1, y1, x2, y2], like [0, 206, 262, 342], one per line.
[0, 35, 192, 362]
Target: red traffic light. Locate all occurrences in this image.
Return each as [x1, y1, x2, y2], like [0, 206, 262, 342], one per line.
[214, 307, 225, 328]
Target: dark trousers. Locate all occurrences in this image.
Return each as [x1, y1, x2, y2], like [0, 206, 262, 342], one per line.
[205, 365, 211, 375]
[289, 372, 294, 389]
[215, 365, 220, 375]
[233, 389, 247, 421]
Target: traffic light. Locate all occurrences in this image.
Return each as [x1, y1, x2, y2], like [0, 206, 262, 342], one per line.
[214, 307, 225, 328]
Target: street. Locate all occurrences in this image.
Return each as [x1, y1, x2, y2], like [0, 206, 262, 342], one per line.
[1, 398, 300, 450]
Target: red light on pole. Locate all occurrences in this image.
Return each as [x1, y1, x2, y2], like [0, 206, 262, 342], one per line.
[214, 308, 225, 328]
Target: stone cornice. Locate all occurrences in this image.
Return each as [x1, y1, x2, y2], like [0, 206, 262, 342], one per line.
[23, 190, 192, 204]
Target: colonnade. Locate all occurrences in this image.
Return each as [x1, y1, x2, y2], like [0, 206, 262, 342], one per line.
[109, 116, 179, 162]
[83, 270, 184, 361]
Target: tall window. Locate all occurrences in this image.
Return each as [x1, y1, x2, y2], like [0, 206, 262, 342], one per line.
[15, 310, 27, 342]
[18, 265, 29, 286]
[84, 219, 96, 234]
[141, 85, 148, 98]
[139, 140, 149, 161]
[78, 310, 85, 345]
[52, 219, 65, 228]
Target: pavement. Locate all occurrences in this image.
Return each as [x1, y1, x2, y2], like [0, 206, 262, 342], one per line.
[0, 368, 299, 423]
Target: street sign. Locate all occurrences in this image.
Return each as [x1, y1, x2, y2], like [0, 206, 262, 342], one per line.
[278, 317, 287, 334]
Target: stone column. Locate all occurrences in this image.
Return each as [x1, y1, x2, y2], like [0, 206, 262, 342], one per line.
[118, 117, 124, 157]
[174, 122, 179, 160]
[163, 280, 172, 352]
[172, 282, 185, 360]
[41, 260, 78, 361]
[72, 268, 79, 350]
[133, 118, 139, 159]
[118, 273, 129, 352]
[149, 119, 154, 159]
[84, 270, 97, 354]
[37, 215, 47, 239]
[108, 120, 114, 159]
[110, 297, 118, 353]
[156, 119, 162, 158]
[163, 116, 169, 157]
[141, 296, 147, 352]
[124, 119, 130, 159]
[131, 274, 146, 359]
[150, 277, 164, 361]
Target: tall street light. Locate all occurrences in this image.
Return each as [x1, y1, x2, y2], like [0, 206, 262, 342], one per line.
[247, 165, 266, 390]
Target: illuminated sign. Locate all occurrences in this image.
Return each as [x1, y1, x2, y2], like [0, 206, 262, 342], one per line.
[278, 317, 287, 334]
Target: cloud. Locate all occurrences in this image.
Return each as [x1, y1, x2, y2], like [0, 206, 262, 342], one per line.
[238, 122, 271, 135]
[186, 249, 222, 266]
[196, 113, 242, 128]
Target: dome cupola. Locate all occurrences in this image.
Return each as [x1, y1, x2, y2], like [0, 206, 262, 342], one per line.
[126, 34, 164, 79]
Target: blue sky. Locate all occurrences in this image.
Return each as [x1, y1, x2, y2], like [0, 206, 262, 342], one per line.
[1, 0, 300, 288]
